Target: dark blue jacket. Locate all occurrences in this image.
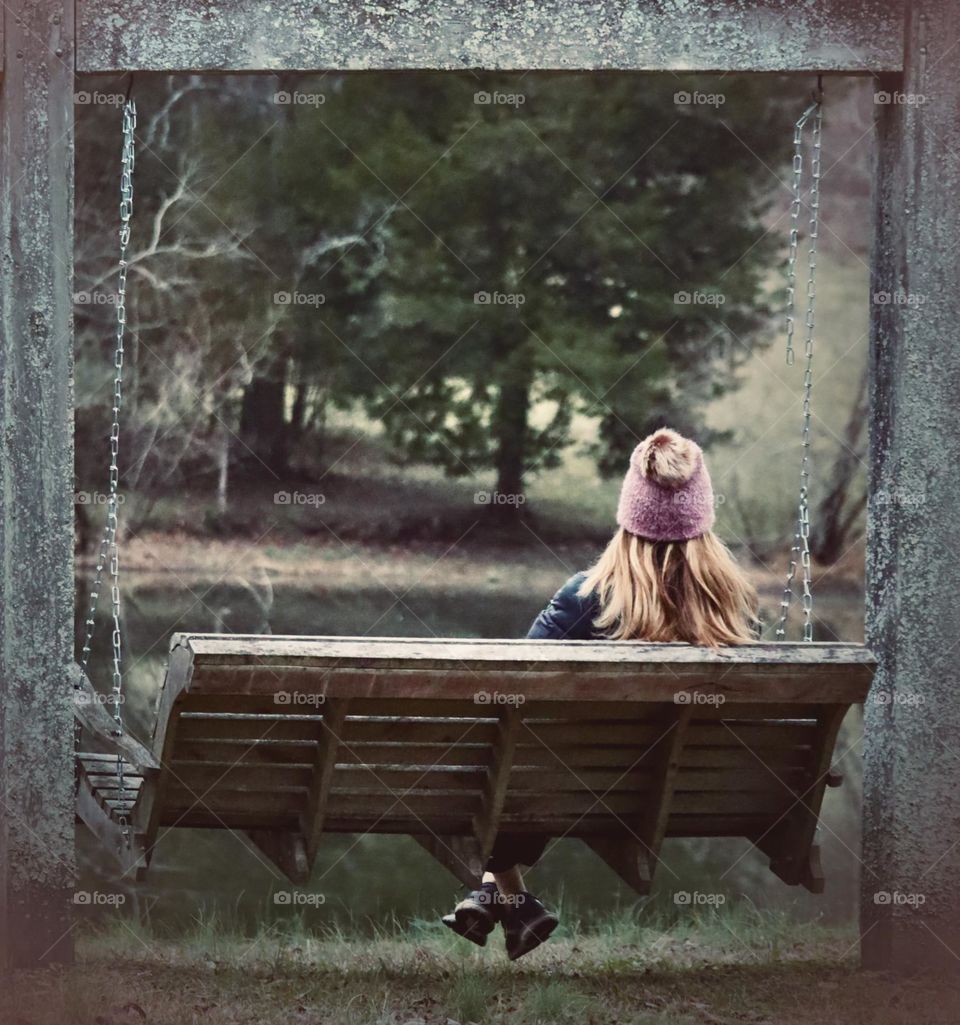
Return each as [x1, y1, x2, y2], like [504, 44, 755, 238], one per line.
[526, 572, 605, 640]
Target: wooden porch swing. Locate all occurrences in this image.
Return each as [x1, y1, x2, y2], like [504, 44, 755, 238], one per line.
[75, 85, 875, 897]
[76, 635, 873, 892]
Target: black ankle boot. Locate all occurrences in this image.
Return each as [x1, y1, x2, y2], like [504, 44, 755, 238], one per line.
[441, 881, 502, 947]
[502, 891, 559, 960]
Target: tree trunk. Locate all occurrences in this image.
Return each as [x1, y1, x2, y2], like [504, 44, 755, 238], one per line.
[811, 366, 868, 564]
[239, 360, 289, 475]
[216, 427, 229, 514]
[490, 349, 533, 524]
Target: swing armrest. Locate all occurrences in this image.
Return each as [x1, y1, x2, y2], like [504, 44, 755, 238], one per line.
[71, 663, 160, 772]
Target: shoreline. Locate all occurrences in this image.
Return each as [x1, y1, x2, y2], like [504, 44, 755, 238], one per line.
[78, 531, 864, 598]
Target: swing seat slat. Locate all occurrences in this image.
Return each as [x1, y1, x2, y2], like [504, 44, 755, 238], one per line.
[76, 633, 873, 894]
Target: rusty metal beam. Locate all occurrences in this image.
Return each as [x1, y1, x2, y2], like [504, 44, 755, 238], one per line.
[76, 0, 904, 74]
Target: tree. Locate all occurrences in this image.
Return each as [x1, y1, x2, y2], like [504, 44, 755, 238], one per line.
[341, 72, 797, 515]
[810, 365, 868, 564]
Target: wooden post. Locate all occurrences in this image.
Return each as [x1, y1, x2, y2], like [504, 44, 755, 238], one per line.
[864, 0, 960, 973]
[0, 0, 77, 967]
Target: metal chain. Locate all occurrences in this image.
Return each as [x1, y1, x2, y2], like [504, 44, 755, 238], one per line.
[784, 102, 816, 367]
[78, 99, 137, 835]
[777, 89, 822, 643]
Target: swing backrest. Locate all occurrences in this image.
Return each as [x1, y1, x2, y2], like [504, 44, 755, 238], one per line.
[140, 635, 872, 859]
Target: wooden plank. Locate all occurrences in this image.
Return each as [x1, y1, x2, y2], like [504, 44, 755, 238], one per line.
[73, 666, 159, 771]
[555, 706, 692, 896]
[79, 752, 143, 770]
[412, 835, 484, 890]
[174, 738, 320, 766]
[644, 706, 694, 871]
[136, 641, 197, 862]
[151, 641, 195, 756]
[176, 694, 812, 721]
[512, 743, 810, 771]
[303, 700, 347, 863]
[245, 830, 310, 884]
[338, 743, 498, 768]
[473, 706, 522, 860]
[757, 705, 849, 893]
[176, 715, 327, 743]
[333, 768, 488, 793]
[310, 813, 777, 838]
[325, 793, 483, 819]
[77, 0, 904, 74]
[165, 634, 874, 705]
[320, 789, 791, 820]
[169, 763, 314, 790]
[156, 762, 795, 797]
[177, 634, 875, 667]
[344, 719, 498, 746]
[76, 771, 148, 881]
[187, 665, 873, 705]
[585, 837, 655, 896]
[521, 720, 817, 749]
[665, 814, 775, 838]
[338, 698, 665, 721]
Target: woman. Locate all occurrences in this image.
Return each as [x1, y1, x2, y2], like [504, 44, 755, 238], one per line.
[442, 427, 759, 960]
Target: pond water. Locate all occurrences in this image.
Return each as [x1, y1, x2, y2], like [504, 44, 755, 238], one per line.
[77, 576, 865, 934]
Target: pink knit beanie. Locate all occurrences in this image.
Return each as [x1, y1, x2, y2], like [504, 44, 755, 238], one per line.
[616, 428, 716, 541]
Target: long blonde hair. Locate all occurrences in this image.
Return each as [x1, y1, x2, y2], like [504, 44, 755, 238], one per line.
[579, 527, 758, 646]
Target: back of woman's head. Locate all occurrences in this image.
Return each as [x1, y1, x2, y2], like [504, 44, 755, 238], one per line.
[580, 428, 758, 646]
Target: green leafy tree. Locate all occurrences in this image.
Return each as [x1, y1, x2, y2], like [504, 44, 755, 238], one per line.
[342, 72, 795, 514]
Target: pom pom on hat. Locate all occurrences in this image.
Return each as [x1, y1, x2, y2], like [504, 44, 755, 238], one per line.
[616, 428, 716, 541]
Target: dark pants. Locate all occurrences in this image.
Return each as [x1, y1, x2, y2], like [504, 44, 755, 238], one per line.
[485, 833, 549, 873]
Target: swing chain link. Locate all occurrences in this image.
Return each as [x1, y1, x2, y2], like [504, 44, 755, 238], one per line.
[78, 99, 137, 839]
[777, 92, 822, 643]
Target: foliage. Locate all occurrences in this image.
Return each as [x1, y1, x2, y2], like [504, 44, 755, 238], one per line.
[76, 71, 804, 525]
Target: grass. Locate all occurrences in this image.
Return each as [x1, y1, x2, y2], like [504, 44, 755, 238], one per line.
[6, 909, 958, 1025]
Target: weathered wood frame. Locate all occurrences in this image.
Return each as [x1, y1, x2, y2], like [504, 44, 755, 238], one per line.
[0, 0, 954, 975]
